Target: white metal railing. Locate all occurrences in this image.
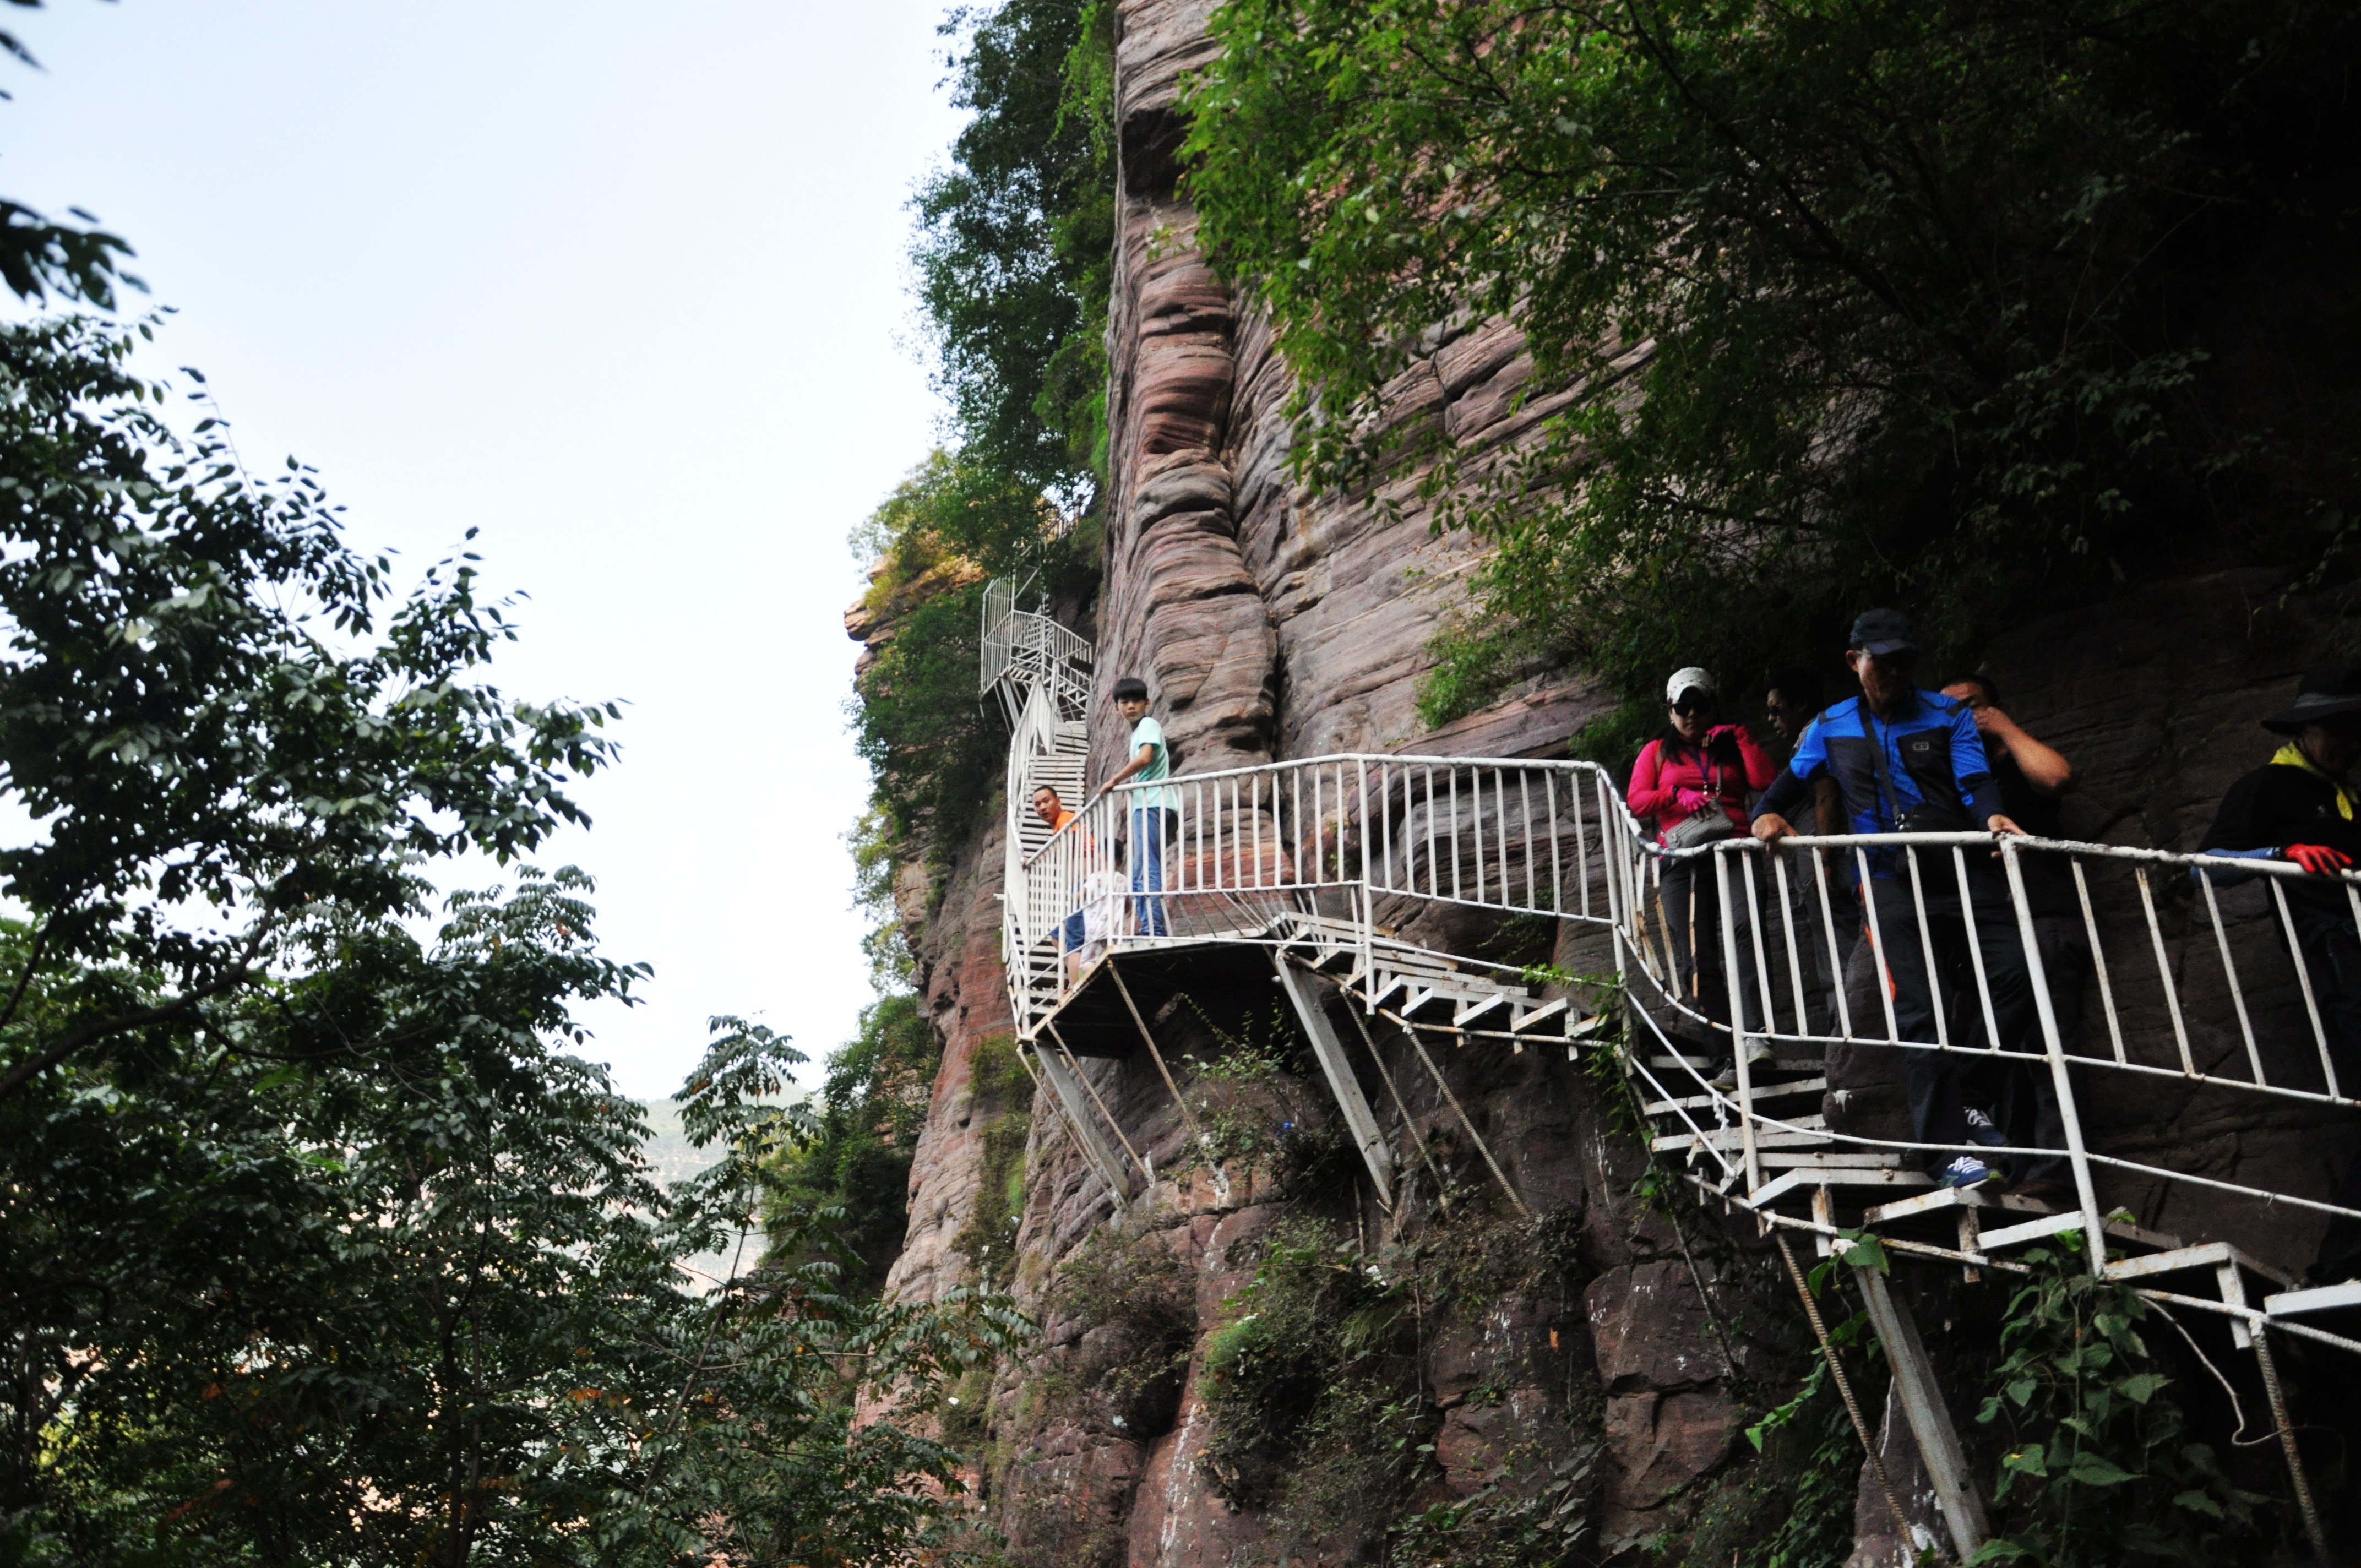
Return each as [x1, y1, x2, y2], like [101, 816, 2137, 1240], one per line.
[1007, 748, 2361, 1280]
[981, 577, 1092, 729]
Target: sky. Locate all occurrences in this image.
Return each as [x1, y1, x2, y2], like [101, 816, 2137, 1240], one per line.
[1, 1, 969, 1098]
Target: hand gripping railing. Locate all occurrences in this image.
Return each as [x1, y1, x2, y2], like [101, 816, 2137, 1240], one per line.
[1005, 749, 2361, 1300]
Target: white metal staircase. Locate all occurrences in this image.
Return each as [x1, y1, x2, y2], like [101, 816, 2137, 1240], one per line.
[980, 585, 2361, 1549]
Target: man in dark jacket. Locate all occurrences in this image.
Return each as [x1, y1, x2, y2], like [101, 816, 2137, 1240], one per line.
[1753, 609, 2030, 1189]
[2200, 668, 2361, 1281]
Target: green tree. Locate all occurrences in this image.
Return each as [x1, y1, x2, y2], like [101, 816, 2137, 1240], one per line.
[0, 304, 1022, 1567]
[915, 0, 1117, 505]
[0, 315, 617, 1100]
[1183, 0, 2361, 719]
[6, 881, 1024, 1565]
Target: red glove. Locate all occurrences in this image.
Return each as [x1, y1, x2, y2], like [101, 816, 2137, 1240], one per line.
[1705, 724, 1739, 745]
[1674, 788, 1712, 815]
[2287, 844, 2353, 877]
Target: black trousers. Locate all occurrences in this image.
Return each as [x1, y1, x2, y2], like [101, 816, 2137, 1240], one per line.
[1657, 857, 1760, 1059]
[1960, 913, 2081, 1186]
[2292, 903, 2361, 1283]
[1860, 873, 2038, 1161]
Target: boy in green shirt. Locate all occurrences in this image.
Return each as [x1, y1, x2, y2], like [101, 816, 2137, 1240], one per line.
[1107, 677, 1175, 935]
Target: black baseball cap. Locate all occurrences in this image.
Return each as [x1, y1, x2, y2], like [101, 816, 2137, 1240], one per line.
[1111, 677, 1149, 702]
[1848, 608, 1918, 658]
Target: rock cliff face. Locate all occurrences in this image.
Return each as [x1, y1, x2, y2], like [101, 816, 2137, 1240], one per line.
[861, 2, 2359, 1561]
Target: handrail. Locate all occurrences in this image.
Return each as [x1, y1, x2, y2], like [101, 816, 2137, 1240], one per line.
[999, 741, 2361, 1284]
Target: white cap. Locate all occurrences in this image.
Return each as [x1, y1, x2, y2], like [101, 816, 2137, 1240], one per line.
[1665, 666, 1715, 705]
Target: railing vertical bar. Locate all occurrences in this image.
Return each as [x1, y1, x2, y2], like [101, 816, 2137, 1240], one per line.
[2136, 867, 2196, 1076]
[2072, 859, 2126, 1065]
[1955, 844, 2004, 1054]
[1716, 846, 1763, 1191]
[2002, 839, 2109, 1273]
[1357, 759, 1373, 1010]
[1381, 761, 1395, 894]
[2198, 867, 2265, 1086]
[2270, 876, 2338, 1101]
[1253, 772, 1265, 892]
[1424, 768, 1438, 902]
[1860, 847, 1901, 1043]
[1472, 767, 1488, 905]
[1772, 850, 1808, 1037]
[1449, 769, 1463, 902]
[1557, 771, 1575, 917]
[1815, 847, 1854, 1042]
[1906, 846, 1950, 1049]
[1741, 849, 1777, 1043]
[1521, 771, 1536, 910]
[1496, 767, 1512, 905]
[1293, 765, 1304, 889]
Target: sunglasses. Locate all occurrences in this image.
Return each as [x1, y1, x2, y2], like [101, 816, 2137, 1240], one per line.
[1671, 695, 1714, 715]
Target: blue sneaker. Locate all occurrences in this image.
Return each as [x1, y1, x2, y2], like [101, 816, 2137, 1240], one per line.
[1965, 1108, 2006, 1150]
[1940, 1156, 2000, 1190]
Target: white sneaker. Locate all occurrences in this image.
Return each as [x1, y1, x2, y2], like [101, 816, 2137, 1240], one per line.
[1742, 1037, 1775, 1068]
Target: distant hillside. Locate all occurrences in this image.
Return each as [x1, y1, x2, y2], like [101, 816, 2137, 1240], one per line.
[636, 1098, 748, 1291]
[637, 1097, 725, 1189]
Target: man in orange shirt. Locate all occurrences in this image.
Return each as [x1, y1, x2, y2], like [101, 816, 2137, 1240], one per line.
[1032, 784, 1087, 981]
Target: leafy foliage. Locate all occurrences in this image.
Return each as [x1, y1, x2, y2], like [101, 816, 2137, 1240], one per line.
[946, 1033, 1037, 1291]
[1183, 0, 2361, 718]
[0, 315, 616, 1099]
[765, 990, 943, 1296]
[1198, 1220, 1426, 1510]
[1387, 1449, 1596, 1568]
[3, 876, 1028, 1566]
[915, 0, 1117, 505]
[1970, 1243, 2282, 1565]
[0, 309, 1026, 1562]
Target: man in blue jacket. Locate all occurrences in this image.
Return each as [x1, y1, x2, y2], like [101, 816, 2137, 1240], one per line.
[1751, 609, 2031, 1189]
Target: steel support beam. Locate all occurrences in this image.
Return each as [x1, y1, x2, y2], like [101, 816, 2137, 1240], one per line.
[1854, 1264, 1989, 1562]
[1272, 955, 1394, 1208]
[1029, 1042, 1133, 1201]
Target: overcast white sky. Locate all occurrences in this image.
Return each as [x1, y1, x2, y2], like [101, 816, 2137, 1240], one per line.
[2, 1, 967, 1097]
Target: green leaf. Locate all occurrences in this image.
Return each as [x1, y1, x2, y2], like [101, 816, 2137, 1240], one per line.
[2067, 1453, 2141, 1487]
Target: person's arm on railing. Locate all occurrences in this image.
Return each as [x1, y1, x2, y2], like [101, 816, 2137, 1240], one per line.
[1751, 768, 1807, 842]
[1751, 714, 1828, 842]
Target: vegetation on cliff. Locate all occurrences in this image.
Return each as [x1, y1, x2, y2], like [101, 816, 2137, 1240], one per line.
[915, 0, 1116, 510]
[1183, 0, 2361, 725]
[810, 0, 1118, 1292]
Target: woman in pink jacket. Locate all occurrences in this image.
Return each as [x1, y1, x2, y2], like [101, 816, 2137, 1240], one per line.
[1629, 667, 1776, 1085]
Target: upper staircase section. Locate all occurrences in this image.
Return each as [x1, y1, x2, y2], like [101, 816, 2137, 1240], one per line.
[980, 576, 1092, 731]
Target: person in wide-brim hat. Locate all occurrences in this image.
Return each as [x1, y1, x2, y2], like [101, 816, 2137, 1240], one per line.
[2261, 668, 2361, 734]
[2202, 666, 2361, 1283]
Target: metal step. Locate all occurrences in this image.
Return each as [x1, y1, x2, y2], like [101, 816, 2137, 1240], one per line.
[1645, 1078, 1826, 1115]
[1652, 1118, 1827, 1155]
[2265, 1280, 2361, 1317]
[2104, 1240, 2295, 1291]
[1745, 1167, 1933, 1208]
[1646, 1055, 1825, 1074]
